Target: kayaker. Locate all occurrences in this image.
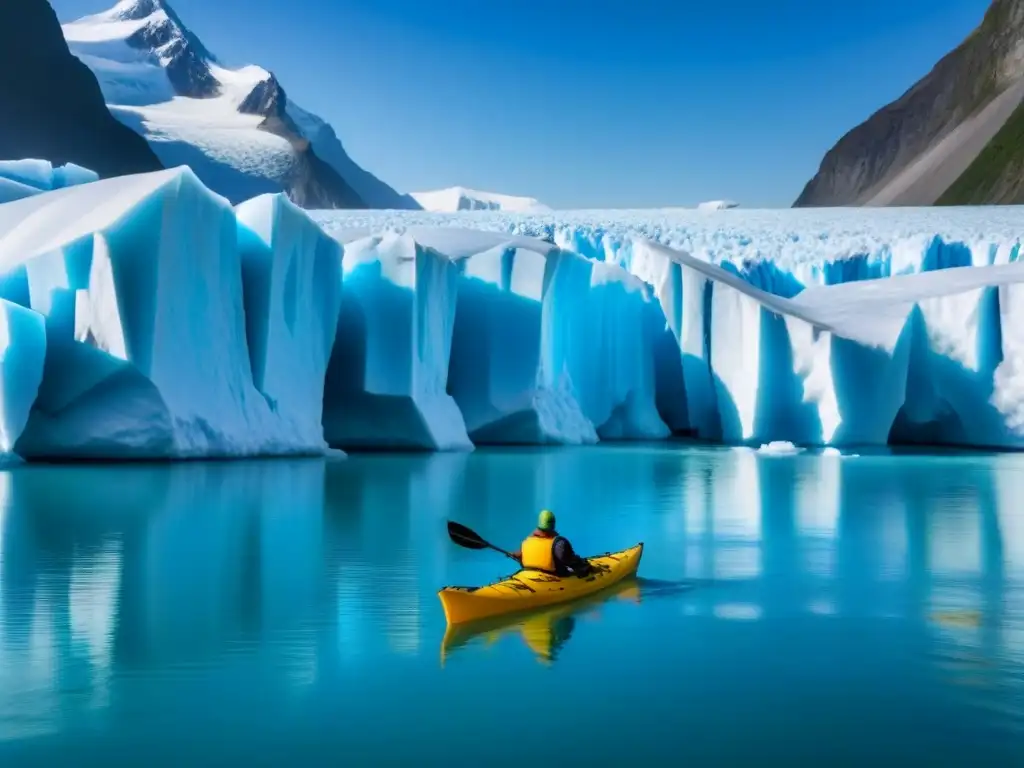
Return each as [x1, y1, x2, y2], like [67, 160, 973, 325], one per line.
[513, 509, 592, 577]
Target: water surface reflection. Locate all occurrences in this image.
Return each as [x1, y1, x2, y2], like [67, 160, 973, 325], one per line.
[0, 447, 1020, 763]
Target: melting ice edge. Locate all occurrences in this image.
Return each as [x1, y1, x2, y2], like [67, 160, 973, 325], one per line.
[0, 161, 1022, 460]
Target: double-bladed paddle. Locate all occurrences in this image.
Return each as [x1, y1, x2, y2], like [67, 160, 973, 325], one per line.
[446, 520, 520, 562]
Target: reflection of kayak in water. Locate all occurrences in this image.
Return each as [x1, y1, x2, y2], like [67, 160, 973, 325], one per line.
[930, 610, 983, 629]
[442, 578, 643, 666]
[438, 543, 643, 626]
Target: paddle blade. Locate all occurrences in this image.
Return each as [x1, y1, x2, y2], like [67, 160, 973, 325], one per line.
[447, 520, 490, 550]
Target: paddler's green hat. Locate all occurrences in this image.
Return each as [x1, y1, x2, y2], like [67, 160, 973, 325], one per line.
[538, 509, 556, 531]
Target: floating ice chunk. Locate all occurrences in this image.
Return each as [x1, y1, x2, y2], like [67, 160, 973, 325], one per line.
[0, 159, 99, 196]
[235, 194, 344, 450]
[323, 232, 472, 451]
[757, 440, 802, 455]
[53, 163, 100, 189]
[0, 166, 322, 458]
[0, 159, 60, 191]
[448, 241, 596, 444]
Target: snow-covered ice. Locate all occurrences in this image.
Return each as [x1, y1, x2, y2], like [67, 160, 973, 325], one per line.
[311, 206, 1024, 298]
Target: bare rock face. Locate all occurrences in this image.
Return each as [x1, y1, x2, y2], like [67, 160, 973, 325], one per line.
[794, 0, 1024, 207]
[238, 73, 364, 209]
[0, 0, 163, 177]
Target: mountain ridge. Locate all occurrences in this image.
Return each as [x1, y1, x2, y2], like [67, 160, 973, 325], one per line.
[63, 0, 418, 209]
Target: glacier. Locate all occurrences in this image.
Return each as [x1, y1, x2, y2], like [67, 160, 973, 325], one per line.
[2, 164, 1024, 457]
[314, 206, 1024, 451]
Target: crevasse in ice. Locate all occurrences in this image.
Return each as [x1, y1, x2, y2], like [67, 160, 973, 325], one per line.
[1, 164, 1024, 457]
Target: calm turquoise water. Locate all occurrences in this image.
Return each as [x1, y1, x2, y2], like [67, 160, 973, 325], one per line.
[0, 445, 1022, 765]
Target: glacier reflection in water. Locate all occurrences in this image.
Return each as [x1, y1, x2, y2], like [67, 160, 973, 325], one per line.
[0, 446, 1021, 764]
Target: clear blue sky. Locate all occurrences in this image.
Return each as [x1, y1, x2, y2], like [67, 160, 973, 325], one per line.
[54, 0, 992, 208]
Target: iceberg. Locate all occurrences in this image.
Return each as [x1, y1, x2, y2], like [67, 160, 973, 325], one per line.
[0, 166, 332, 458]
[0, 159, 99, 203]
[322, 232, 472, 451]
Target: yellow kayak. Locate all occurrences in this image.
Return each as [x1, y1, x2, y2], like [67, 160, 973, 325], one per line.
[441, 578, 642, 665]
[438, 542, 644, 625]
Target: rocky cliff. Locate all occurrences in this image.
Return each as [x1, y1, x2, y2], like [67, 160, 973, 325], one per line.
[795, 0, 1024, 207]
[0, 0, 163, 178]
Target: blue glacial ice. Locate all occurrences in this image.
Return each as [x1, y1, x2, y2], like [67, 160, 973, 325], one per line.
[625, 238, 1024, 449]
[0, 159, 99, 203]
[4, 166, 1024, 457]
[235, 194, 343, 450]
[445, 238, 597, 445]
[322, 231, 472, 451]
[0, 301, 47, 458]
[0, 167, 334, 458]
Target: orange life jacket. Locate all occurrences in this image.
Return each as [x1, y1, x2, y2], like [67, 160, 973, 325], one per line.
[520, 530, 557, 572]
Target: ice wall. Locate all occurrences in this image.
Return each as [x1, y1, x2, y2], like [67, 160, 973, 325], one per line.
[447, 242, 596, 445]
[632, 238, 1024, 449]
[0, 167, 331, 458]
[322, 232, 472, 451]
[565, 259, 668, 439]
[3, 166, 1024, 457]
[235, 194, 343, 449]
[0, 302, 46, 459]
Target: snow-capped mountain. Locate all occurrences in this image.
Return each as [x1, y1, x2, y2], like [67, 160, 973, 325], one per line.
[62, 0, 418, 210]
[410, 186, 550, 213]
